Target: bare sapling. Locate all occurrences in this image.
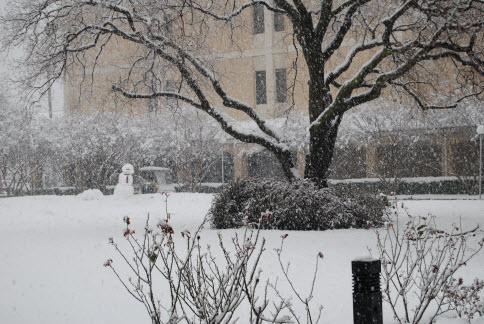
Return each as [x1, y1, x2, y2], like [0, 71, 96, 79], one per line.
[105, 194, 324, 323]
[376, 200, 484, 323]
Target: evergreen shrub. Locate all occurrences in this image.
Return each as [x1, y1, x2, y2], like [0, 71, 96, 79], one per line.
[209, 179, 387, 230]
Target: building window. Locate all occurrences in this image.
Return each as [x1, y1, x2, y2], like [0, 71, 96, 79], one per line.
[275, 68, 287, 103]
[164, 80, 175, 107]
[253, 4, 264, 34]
[255, 71, 267, 105]
[149, 97, 159, 112]
[248, 150, 297, 180]
[164, 13, 172, 36]
[328, 145, 367, 179]
[165, 80, 175, 91]
[203, 152, 234, 183]
[149, 79, 159, 112]
[274, 12, 285, 31]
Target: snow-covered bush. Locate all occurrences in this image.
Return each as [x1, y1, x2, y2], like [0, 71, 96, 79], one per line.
[377, 204, 484, 323]
[210, 179, 387, 230]
[162, 112, 226, 192]
[0, 100, 55, 196]
[330, 177, 479, 195]
[1, 102, 227, 195]
[54, 113, 145, 192]
[55, 111, 226, 192]
[77, 189, 104, 201]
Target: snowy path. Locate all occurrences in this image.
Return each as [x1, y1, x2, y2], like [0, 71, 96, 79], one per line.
[0, 194, 483, 324]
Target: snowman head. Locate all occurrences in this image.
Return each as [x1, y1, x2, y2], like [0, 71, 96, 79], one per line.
[122, 164, 135, 175]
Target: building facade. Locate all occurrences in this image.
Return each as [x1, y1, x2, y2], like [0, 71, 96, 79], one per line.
[63, 4, 482, 184]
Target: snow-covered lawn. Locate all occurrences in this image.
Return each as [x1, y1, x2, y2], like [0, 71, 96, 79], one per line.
[0, 193, 483, 324]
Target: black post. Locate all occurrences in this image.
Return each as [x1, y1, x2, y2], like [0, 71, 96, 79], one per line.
[352, 259, 383, 324]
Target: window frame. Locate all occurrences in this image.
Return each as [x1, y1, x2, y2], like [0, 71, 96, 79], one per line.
[274, 11, 285, 32]
[275, 68, 287, 103]
[164, 80, 176, 107]
[253, 4, 265, 34]
[164, 13, 172, 36]
[255, 70, 267, 105]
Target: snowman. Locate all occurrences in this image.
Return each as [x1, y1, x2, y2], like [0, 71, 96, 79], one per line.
[113, 164, 135, 197]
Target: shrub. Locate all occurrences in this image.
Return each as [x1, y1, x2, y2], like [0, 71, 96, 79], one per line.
[443, 278, 484, 319]
[209, 179, 387, 230]
[106, 195, 325, 323]
[174, 183, 222, 193]
[377, 203, 484, 323]
[329, 177, 481, 195]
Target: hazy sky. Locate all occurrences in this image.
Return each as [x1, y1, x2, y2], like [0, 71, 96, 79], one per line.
[0, 0, 64, 116]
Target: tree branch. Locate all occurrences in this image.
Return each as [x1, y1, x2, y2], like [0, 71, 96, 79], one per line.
[322, 0, 369, 60]
[392, 81, 483, 110]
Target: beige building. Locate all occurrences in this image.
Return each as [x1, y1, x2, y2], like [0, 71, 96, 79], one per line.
[64, 5, 311, 179]
[63, 5, 481, 183]
[64, 5, 307, 114]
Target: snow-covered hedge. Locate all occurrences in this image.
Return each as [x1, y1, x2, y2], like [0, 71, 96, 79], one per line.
[0, 105, 227, 195]
[330, 177, 481, 195]
[209, 180, 387, 230]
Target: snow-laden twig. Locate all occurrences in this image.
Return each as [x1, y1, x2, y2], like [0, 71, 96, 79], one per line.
[106, 197, 324, 323]
[377, 199, 484, 323]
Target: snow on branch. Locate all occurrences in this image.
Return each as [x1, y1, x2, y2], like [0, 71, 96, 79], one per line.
[111, 86, 203, 108]
[160, 41, 281, 141]
[392, 81, 483, 111]
[322, 0, 368, 60]
[182, 0, 285, 22]
[324, 40, 385, 87]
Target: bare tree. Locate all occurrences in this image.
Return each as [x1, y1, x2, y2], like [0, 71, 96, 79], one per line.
[1, 0, 482, 186]
[168, 114, 226, 192]
[0, 97, 52, 195]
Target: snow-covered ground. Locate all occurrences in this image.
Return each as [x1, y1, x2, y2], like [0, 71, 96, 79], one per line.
[0, 193, 483, 324]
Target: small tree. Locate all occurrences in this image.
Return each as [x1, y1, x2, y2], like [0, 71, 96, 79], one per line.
[106, 206, 325, 323]
[53, 111, 227, 193]
[165, 112, 226, 191]
[0, 98, 55, 195]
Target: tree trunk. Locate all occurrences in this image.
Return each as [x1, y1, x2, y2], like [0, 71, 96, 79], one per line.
[275, 148, 297, 181]
[304, 114, 342, 187]
[303, 60, 341, 187]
